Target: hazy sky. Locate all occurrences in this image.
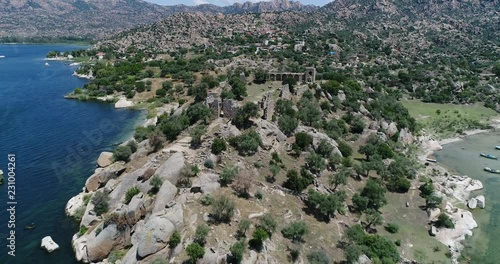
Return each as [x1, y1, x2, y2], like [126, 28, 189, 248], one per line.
[144, 0, 332, 7]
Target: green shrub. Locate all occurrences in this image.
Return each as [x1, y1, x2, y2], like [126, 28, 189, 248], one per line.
[148, 130, 166, 152]
[230, 240, 246, 264]
[200, 194, 214, 206]
[113, 145, 132, 162]
[127, 140, 138, 153]
[237, 219, 251, 237]
[395, 239, 402, 246]
[229, 130, 261, 156]
[436, 213, 454, 228]
[307, 251, 330, 264]
[150, 175, 163, 194]
[124, 187, 140, 205]
[204, 159, 214, 169]
[211, 195, 236, 223]
[83, 194, 92, 206]
[385, 223, 399, 234]
[211, 138, 227, 154]
[255, 190, 263, 200]
[294, 132, 313, 150]
[108, 249, 127, 264]
[186, 243, 205, 262]
[337, 140, 352, 157]
[92, 191, 110, 216]
[278, 115, 299, 136]
[73, 206, 86, 221]
[194, 224, 210, 245]
[259, 213, 277, 236]
[251, 227, 269, 249]
[281, 221, 309, 243]
[220, 166, 239, 186]
[168, 230, 181, 248]
[78, 225, 88, 236]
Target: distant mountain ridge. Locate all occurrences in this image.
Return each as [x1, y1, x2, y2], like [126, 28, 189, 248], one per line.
[0, 0, 318, 40]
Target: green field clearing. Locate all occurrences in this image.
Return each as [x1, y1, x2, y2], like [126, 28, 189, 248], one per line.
[402, 100, 498, 138]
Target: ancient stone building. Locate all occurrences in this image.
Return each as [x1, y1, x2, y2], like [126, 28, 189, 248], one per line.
[268, 67, 316, 83]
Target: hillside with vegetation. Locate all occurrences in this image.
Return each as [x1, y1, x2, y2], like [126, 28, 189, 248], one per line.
[62, 1, 499, 264]
[0, 0, 317, 41]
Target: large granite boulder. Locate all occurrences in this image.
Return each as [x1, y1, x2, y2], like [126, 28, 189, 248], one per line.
[398, 128, 414, 145]
[475, 195, 485, 209]
[97, 152, 113, 168]
[81, 202, 100, 228]
[386, 122, 398, 137]
[152, 180, 177, 213]
[258, 119, 287, 143]
[467, 198, 477, 209]
[429, 225, 437, 236]
[136, 216, 175, 258]
[109, 168, 147, 206]
[87, 224, 130, 262]
[161, 204, 184, 230]
[154, 152, 185, 185]
[125, 194, 147, 226]
[72, 234, 89, 263]
[191, 173, 220, 194]
[427, 208, 441, 221]
[85, 162, 126, 192]
[65, 193, 85, 217]
[120, 245, 139, 264]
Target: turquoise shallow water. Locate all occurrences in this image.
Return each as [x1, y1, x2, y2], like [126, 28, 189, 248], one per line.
[435, 130, 500, 263]
[0, 45, 144, 263]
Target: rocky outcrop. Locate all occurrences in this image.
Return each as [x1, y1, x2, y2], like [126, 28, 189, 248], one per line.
[260, 92, 275, 120]
[97, 152, 114, 167]
[152, 180, 177, 213]
[154, 152, 185, 185]
[398, 128, 414, 145]
[41, 236, 59, 253]
[386, 122, 398, 138]
[191, 173, 221, 194]
[427, 208, 440, 221]
[125, 194, 148, 226]
[218, 123, 241, 138]
[85, 162, 126, 192]
[115, 96, 134, 108]
[257, 119, 287, 149]
[296, 126, 342, 156]
[435, 203, 477, 254]
[66, 193, 86, 217]
[87, 224, 130, 262]
[136, 215, 176, 258]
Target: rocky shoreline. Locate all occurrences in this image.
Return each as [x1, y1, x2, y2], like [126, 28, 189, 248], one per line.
[418, 131, 490, 263]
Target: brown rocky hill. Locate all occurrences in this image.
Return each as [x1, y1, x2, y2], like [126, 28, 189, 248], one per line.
[0, 0, 318, 40]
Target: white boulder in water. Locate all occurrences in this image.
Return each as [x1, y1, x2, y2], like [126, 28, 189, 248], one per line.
[467, 198, 477, 209]
[475, 195, 485, 209]
[41, 236, 59, 253]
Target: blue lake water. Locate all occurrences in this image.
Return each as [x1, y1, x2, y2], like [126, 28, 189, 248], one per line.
[0, 45, 144, 263]
[435, 130, 500, 263]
